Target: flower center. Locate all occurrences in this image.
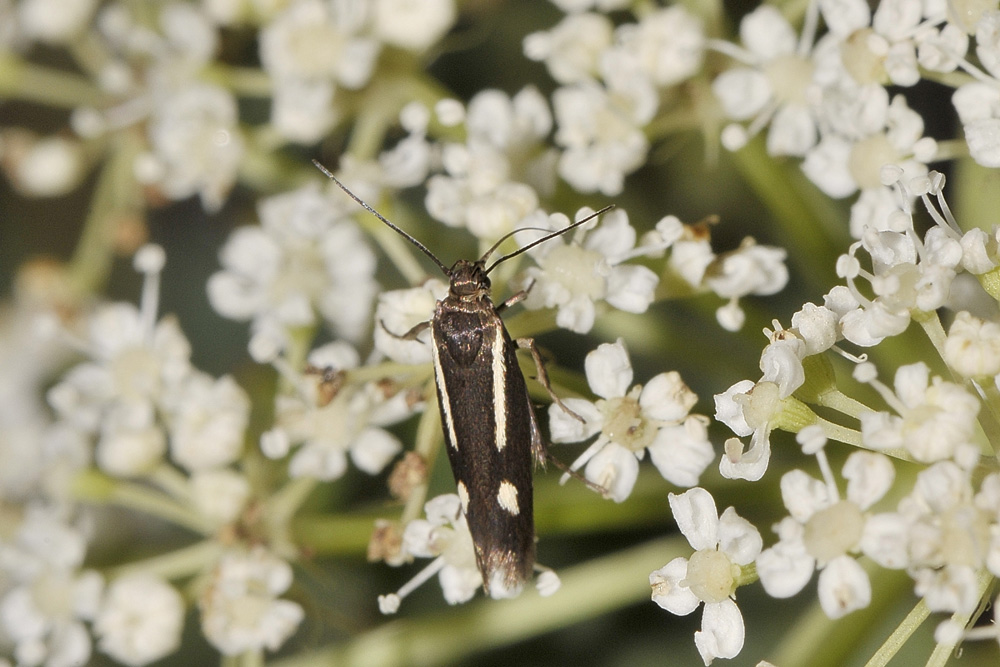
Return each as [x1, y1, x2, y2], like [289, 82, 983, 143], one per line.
[840, 29, 887, 85]
[32, 571, 74, 618]
[540, 244, 608, 299]
[764, 55, 815, 106]
[684, 549, 736, 604]
[802, 500, 865, 563]
[939, 505, 991, 567]
[739, 381, 780, 431]
[112, 346, 162, 398]
[600, 391, 656, 452]
[848, 134, 898, 191]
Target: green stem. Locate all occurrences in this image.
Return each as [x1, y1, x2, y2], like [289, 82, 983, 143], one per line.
[815, 416, 863, 447]
[67, 133, 144, 295]
[814, 387, 872, 420]
[104, 539, 225, 581]
[0, 54, 107, 108]
[74, 469, 212, 534]
[863, 598, 930, 667]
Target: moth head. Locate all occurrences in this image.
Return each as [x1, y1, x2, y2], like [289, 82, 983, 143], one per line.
[449, 259, 490, 297]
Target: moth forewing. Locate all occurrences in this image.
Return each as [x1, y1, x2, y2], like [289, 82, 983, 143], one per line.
[428, 259, 539, 598]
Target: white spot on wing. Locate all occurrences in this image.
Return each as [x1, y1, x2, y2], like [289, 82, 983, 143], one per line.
[457, 481, 470, 513]
[497, 480, 520, 515]
[493, 331, 507, 451]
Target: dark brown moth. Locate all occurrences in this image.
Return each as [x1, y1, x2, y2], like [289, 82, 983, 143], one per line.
[314, 160, 610, 597]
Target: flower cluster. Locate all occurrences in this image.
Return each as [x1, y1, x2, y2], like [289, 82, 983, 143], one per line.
[4, 0, 1000, 664]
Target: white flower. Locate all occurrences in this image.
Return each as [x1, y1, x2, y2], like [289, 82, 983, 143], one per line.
[200, 548, 304, 655]
[372, 0, 455, 51]
[858, 362, 979, 464]
[953, 81, 1000, 168]
[94, 575, 184, 666]
[650, 488, 761, 665]
[424, 88, 555, 239]
[552, 81, 651, 195]
[0, 505, 103, 667]
[45, 257, 193, 477]
[260, 0, 377, 87]
[945, 310, 1000, 378]
[190, 468, 251, 525]
[143, 83, 244, 212]
[714, 380, 784, 481]
[165, 372, 249, 471]
[550, 339, 712, 501]
[207, 183, 379, 344]
[712, 5, 820, 156]
[756, 450, 893, 619]
[803, 90, 934, 206]
[706, 239, 788, 331]
[609, 6, 705, 88]
[514, 208, 659, 333]
[273, 344, 406, 481]
[899, 462, 990, 613]
[524, 12, 613, 84]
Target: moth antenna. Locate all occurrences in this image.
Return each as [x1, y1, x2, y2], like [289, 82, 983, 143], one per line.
[313, 160, 451, 277]
[485, 205, 615, 274]
[479, 226, 553, 265]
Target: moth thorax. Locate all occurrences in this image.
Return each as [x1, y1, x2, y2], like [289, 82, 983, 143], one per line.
[449, 260, 490, 297]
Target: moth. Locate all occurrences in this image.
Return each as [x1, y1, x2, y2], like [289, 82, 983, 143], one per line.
[314, 161, 609, 598]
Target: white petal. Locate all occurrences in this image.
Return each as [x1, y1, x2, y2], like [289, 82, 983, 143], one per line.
[605, 264, 658, 313]
[669, 487, 719, 551]
[719, 430, 771, 482]
[717, 507, 763, 566]
[842, 451, 894, 510]
[548, 399, 602, 443]
[647, 420, 714, 487]
[713, 380, 755, 437]
[695, 599, 745, 665]
[740, 6, 796, 60]
[555, 293, 597, 334]
[712, 68, 771, 120]
[650, 557, 701, 616]
[350, 428, 402, 475]
[817, 556, 871, 619]
[439, 564, 481, 606]
[767, 104, 817, 157]
[756, 537, 815, 598]
[640, 371, 697, 422]
[289, 442, 347, 481]
[584, 339, 633, 399]
[859, 512, 909, 569]
[780, 469, 829, 522]
[585, 443, 639, 502]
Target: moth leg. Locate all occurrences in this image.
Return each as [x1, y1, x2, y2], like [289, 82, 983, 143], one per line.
[380, 318, 430, 341]
[496, 280, 534, 314]
[519, 343, 606, 495]
[515, 337, 585, 423]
